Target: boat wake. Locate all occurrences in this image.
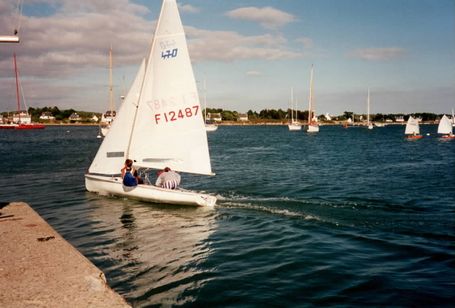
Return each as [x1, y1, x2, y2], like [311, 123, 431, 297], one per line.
[216, 193, 320, 220]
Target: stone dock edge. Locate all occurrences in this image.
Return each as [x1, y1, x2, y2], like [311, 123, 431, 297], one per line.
[0, 202, 130, 307]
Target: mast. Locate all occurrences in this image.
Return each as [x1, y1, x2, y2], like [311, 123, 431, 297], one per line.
[13, 52, 21, 122]
[108, 46, 114, 115]
[290, 87, 294, 122]
[308, 65, 314, 124]
[367, 88, 370, 126]
[203, 78, 207, 122]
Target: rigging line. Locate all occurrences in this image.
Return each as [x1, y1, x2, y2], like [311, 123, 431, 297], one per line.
[125, 58, 146, 159]
[18, 69, 28, 111]
[14, 0, 24, 34]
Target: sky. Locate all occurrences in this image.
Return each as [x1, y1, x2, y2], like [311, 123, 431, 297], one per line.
[0, 0, 454, 115]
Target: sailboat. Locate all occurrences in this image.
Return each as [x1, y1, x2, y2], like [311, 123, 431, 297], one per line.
[437, 114, 455, 139]
[85, 0, 216, 207]
[366, 88, 373, 130]
[288, 87, 302, 131]
[99, 47, 116, 137]
[404, 116, 422, 139]
[0, 53, 45, 130]
[306, 65, 319, 133]
[202, 79, 217, 132]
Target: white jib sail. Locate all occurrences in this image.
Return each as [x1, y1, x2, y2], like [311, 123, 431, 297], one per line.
[405, 116, 419, 135]
[128, 0, 212, 175]
[88, 59, 146, 175]
[437, 114, 453, 135]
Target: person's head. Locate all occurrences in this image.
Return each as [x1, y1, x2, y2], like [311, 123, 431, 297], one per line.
[164, 167, 171, 172]
[125, 159, 133, 168]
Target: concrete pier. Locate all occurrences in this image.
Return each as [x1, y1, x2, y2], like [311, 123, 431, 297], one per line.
[0, 202, 130, 307]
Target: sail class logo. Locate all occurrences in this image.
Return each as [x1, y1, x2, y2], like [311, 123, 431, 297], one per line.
[161, 48, 178, 59]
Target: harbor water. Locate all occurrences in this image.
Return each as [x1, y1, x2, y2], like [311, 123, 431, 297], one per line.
[1, 125, 454, 306]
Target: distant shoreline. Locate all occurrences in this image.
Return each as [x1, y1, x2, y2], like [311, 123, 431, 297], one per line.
[38, 121, 441, 127]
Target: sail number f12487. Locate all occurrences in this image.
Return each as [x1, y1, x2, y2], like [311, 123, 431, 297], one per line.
[154, 106, 199, 124]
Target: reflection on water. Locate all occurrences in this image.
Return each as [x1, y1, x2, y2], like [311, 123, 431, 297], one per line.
[85, 196, 217, 306]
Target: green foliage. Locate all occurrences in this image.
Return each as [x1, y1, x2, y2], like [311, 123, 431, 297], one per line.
[20, 107, 101, 122]
[1, 105, 444, 123]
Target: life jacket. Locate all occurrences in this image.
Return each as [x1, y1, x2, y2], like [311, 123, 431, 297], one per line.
[123, 170, 137, 187]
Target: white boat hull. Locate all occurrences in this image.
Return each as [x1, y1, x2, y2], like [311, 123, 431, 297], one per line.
[85, 174, 216, 207]
[307, 124, 319, 132]
[205, 124, 218, 132]
[288, 123, 302, 131]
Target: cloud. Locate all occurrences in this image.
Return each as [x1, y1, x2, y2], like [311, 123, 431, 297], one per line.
[295, 37, 314, 49]
[246, 70, 261, 76]
[179, 4, 200, 14]
[0, 0, 302, 112]
[226, 6, 295, 29]
[187, 27, 302, 62]
[349, 48, 406, 61]
[0, 0, 154, 78]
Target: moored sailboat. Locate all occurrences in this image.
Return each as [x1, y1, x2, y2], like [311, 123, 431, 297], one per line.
[85, 0, 216, 207]
[0, 53, 45, 130]
[288, 87, 302, 131]
[366, 88, 373, 130]
[99, 47, 116, 137]
[404, 116, 422, 139]
[306, 65, 319, 133]
[202, 79, 218, 132]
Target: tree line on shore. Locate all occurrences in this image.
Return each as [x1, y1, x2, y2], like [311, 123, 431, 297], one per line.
[1, 106, 446, 123]
[207, 108, 443, 122]
[1, 106, 100, 123]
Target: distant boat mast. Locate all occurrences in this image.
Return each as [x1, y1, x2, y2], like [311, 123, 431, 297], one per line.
[367, 88, 370, 126]
[308, 65, 314, 124]
[109, 46, 115, 115]
[13, 53, 21, 121]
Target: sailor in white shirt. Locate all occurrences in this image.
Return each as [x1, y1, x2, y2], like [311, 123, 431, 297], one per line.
[155, 167, 181, 189]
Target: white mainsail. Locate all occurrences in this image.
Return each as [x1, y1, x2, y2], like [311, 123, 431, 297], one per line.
[90, 0, 211, 176]
[405, 116, 420, 135]
[129, 0, 211, 175]
[437, 114, 453, 135]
